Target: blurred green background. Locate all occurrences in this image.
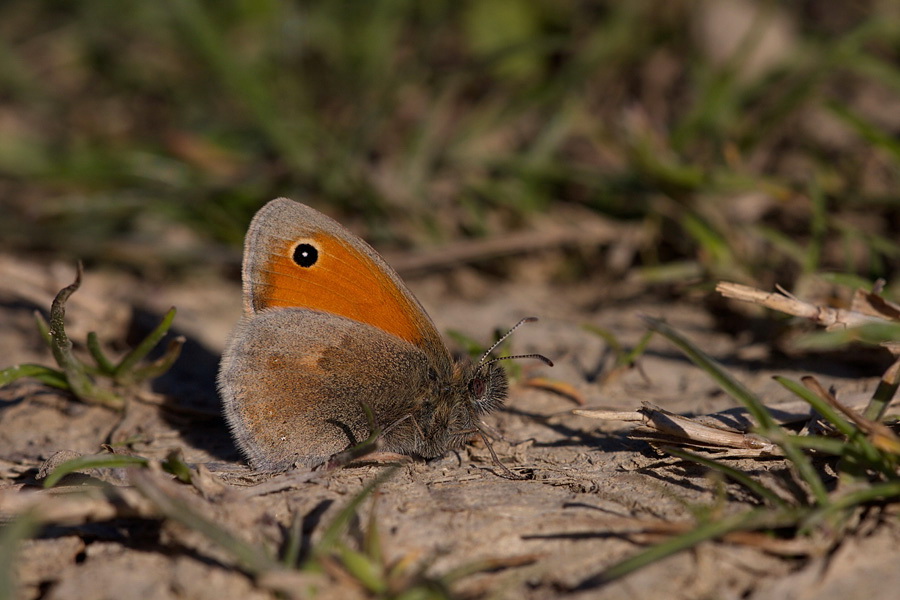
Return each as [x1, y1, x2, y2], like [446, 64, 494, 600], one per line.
[2, 0, 900, 290]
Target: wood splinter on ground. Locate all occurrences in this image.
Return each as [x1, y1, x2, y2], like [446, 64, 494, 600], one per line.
[574, 281, 900, 457]
[715, 280, 900, 331]
[574, 402, 781, 457]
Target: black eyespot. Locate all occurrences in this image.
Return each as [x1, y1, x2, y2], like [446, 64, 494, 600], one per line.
[292, 243, 318, 268]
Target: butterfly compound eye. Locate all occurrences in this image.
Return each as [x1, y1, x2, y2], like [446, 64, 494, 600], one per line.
[292, 243, 319, 268]
[469, 377, 486, 399]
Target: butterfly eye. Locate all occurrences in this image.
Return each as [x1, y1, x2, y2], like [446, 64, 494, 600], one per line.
[469, 377, 486, 399]
[292, 243, 319, 268]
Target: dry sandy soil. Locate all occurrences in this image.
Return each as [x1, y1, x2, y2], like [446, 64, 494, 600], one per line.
[2, 255, 899, 599]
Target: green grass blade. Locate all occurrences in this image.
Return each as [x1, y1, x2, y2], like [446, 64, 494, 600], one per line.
[282, 511, 304, 569]
[337, 545, 386, 594]
[772, 376, 858, 438]
[777, 433, 851, 455]
[314, 466, 398, 558]
[620, 330, 655, 367]
[0, 364, 69, 389]
[805, 479, 900, 528]
[647, 318, 829, 504]
[588, 508, 798, 586]
[763, 429, 831, 505]
[47, 265, 95, 396]
[47, 264, 123, 409]
[681, 212, 734, 270]
[816, 272, 877, 290]
[662, 446, 789, 508]
[0, 510, 42, 600]
[826, 100, 900, 163]
[446, 329, 489, 359]
[164, 0, 316, 174]
[863, 358, 900, 422]
[363, 495, 384, 571]
[845, 52, 900, 96]
[793, 322, 900, 351]
[773, 376, 890, 477]
[805, 176, 827, 274]
[128, 336, 185, 383]
[582, 325, 624, 356]
[43, 454, 150, 488]
[33, 311, 51, 346]
[87, 331, 116, 375]
[113, 307, 176, 381]
[130, 469, 280, 576]
[644, 317, 777, 431]
[161, 449, 193, 484]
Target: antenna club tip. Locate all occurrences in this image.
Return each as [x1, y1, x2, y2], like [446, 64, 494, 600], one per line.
[530, 354, 553, 367]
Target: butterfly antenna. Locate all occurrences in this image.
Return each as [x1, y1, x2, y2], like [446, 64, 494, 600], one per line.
[483, 353, 553, 369]
[477, 317, 553, 368]
[478, 317, 537, 365]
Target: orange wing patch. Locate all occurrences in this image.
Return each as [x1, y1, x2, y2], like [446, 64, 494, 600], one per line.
[252, 233, 426, 346]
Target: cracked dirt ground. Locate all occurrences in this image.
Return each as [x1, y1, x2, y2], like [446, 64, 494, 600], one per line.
[2, 256, 899, 600]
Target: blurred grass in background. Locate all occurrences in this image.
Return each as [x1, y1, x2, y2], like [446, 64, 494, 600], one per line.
[2, 0, 900, 289]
